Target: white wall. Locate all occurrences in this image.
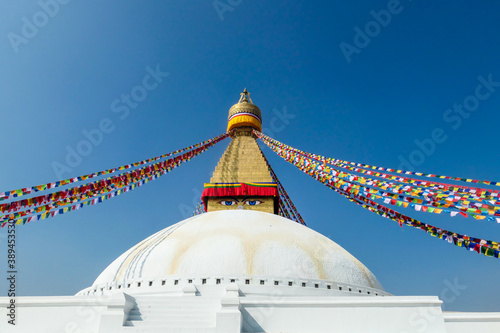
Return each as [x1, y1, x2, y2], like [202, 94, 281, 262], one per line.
[444, 312, 500, 333]
[241, 296, 448, 333]
[0, 294, 131, 333]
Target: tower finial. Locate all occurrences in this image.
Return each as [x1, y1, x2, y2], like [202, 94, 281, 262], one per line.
[227, 88, 262, 132]
[239, 88, 253, 104]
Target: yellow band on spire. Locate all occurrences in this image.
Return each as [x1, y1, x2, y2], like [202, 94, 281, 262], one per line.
[227, 114, 262, 132]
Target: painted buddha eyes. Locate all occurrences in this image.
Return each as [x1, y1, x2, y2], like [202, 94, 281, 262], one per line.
[218, 199, 264, 206]
[245, 200, 263, 206]
[219, 200, 237, 206]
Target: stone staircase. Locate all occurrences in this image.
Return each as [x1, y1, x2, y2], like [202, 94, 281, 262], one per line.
[122, 295, 220, 332]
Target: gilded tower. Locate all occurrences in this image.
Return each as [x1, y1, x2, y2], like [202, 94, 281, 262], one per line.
[202, 89, 279, 213]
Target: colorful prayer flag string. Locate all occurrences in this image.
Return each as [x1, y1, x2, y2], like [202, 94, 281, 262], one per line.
[255, 131, 500, 222]
[192, 201, 205, 217]
[260, 151, 306, 225]
[0, 133, 230, 227]
[256, 131, 499, 196]
[256, 131, 500, 259]
[0, 132, 230, 202]
[1, 143, 223, 216]
[254, 131, 500, 189]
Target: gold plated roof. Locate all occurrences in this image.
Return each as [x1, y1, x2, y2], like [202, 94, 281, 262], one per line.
[210, 128, 272, 183]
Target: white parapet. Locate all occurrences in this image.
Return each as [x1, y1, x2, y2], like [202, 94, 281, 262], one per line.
[443, 311, 500, 332]
[0, 295, 112, 332]
[240, 295, 448, 333]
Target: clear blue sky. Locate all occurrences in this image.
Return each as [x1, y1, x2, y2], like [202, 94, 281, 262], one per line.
[1, 0, 499, 312]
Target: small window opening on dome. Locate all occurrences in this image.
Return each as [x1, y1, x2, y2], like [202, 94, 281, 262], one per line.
[100, 288, 103, 292]
[274, 281, 279, 286]
[149, 281, 153, 287]
[188, 279, 193, 283]
[301, 282, 306, 287]
[109, 286, 112, 290]
[202, 279, 207, 284]
[339, 286, 342, 291]
[230, 279, 235, 283]
[260, 280, 265, 285]
[314, 284, 319, 288]
[137, 282, 141, 287]
[118, 285, 121, 289]
[359, 290, 362, 293]
[216, 279, 221, 284]
[376, 293, 378, 296]
[245, 279, 250, 285]
[162, 280, 166, 285]
[174, 280, 179, 285]
[349, 288, 352, 292]
[127, 284, 131, 288]
[288, 281, 293, 286]
[327, 285, 331, 290]
[367, 291, 370, 294]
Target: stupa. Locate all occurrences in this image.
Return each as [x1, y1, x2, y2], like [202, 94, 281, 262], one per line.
[1, 90, 499, 333]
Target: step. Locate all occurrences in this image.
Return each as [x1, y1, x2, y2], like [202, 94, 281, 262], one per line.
[127, 312, 213, 319]
[215, 164, 269, 170]
[122, 325, 216, 333]
[133, 298, 219, 305]
[128, 310, 216, 317]
[134, 298, 219, 304]
[130, 304, 218, 310]
[123, 320, 216, 329]
[124, 316, 215, 326]
[216, 157, 266, 163]
[131, 307, 218, 313]
[129, 305, 213, 311]
[220, 149, 264, 154]
[213, 171, 272, 177]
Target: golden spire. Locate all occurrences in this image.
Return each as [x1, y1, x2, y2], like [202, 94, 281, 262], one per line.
[201, 90, 278, 214]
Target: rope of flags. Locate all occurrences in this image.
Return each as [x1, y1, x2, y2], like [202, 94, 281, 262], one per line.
[255, 130, 500, 258]
[256, 134, 500, 189]
[1, 133, 229, 227]
[3, 173, 162, 227]
[192, 201, 205, 217]
[260, 152, 306, 225]
[2, 158, 181, 223]
[256, 132, 500, 223]
[0, 133, 230, 202]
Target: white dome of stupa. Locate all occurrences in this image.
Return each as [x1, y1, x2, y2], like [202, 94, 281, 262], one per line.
[84, 210, 384, 295]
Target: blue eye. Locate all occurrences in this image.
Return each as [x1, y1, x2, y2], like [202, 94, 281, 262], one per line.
[219, 200, 237, 206]
[244, 200, 263, 206]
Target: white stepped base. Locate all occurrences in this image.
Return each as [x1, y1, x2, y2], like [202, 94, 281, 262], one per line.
[123, 295, 220, 330]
